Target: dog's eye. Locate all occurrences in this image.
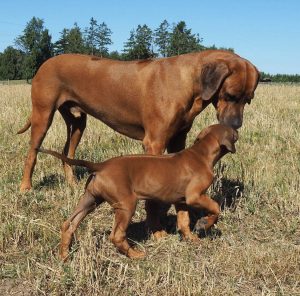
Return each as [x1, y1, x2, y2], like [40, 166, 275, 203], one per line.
[225, 94, 236, 102]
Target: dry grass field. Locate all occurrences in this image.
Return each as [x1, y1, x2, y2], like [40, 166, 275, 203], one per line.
[0, 83, 299, 295]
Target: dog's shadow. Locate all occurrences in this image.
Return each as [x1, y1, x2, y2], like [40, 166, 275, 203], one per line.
[94, 178, 242, 245]
[94, 176, 244, 245]
[35, 174, 65, 189]
[35, 167, 89, 189]
[191, 176, 244, 238]
[74, 166, 89, 181]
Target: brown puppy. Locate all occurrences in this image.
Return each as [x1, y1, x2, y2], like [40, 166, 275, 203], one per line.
[17, 50, 259, 238]
[39, 124, 238, 260]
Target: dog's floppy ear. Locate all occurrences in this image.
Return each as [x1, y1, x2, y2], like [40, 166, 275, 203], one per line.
[201, 62, 231, 101]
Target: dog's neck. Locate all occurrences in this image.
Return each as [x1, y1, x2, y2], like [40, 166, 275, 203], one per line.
[189, 134, 226, 168]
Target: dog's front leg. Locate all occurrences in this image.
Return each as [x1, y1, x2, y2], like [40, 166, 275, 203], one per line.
[175, 203, 200, 242]
[185, 179, 220, 230]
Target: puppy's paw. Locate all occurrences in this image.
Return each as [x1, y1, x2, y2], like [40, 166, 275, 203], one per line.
[20, 183, 32, 192]
[185, 233, 201, 243]
[194, 218, 208, 231]
[153, 230, 168, 240]
[127, 248, 146, 259]
[59, 248, 69, 262]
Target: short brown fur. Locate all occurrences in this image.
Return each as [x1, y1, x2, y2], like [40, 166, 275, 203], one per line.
[39, 124, 238, 260]
[18, 50, 259, 237]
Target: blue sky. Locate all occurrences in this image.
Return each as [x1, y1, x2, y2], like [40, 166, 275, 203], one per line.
[0, 0, 299, 74]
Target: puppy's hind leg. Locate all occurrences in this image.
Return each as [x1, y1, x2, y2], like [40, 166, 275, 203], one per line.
[60, 190, 103, 261]
[110, 199, 145, 259]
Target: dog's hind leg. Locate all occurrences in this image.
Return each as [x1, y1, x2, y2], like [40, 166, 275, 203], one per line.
[59, 105, 87, 185]
[20, 108, 55, 191]
[60, 189, 103, 261]
[110, 199, 145, 259]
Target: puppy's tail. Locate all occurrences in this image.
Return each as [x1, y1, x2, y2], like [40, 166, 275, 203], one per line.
[17, 117, 31, 134]
[38, 148, 100, 172]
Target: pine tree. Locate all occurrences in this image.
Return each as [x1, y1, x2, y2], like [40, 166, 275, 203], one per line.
[167, 21, 203, 56]
[123, 25, 154, 60]
[96, 22, 113, 57]
[84, 18, 112, 57]
[54, 23, 86, 55]
[15, 17, 52, 79]
[154, 20, 170, 57]
[123, 29, 137, 60]
[84, 17, 98, 55]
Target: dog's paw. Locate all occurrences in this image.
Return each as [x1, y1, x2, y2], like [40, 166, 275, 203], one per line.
[20, 183, 32, 192]
[185, 233, 201, 243]
[127, 248, 146, 259]
[153, 230, 168, 240]
[194, 218, 208, 231]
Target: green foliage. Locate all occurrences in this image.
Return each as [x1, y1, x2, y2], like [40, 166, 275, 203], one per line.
[1, 16, 299, 80]
[84, 17, 98, 55]
[167, 21, 204, 56]
[154, 20, 170, 57]
[0, 47, 25, 80]
[96, 22, 113, 57]
[84, 18, 113, 57]
[15, 17, 52, 79]
[54, 23, 86, 55]
[260, 71, 300, 83]
[123, 25, 154, 60]
[205, 44, 234, 52]
[108, 50, 123, 60]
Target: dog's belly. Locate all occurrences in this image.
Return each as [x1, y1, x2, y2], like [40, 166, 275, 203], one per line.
[67, 100, 145, 140]
[135, 183, 186, 204]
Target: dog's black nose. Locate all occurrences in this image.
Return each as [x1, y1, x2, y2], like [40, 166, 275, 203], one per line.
[230, 118, 242, 129]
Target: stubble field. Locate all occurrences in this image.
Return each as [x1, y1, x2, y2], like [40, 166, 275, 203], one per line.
[0, 83, 299, 295]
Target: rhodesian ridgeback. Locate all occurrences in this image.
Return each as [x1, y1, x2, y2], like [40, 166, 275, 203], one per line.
[39, 124, 238, 260]
[18, 50, 259, 238]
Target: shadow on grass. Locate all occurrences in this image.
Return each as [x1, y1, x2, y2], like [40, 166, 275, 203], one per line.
[212, 177, 244, 211]
[35, 174, 65, 189]
[92, 176, 244, 247]
[74, 166, 89, 181]
[35, 166, 89, 189]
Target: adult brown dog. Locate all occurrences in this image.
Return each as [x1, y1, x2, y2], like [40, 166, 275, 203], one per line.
[39, 124, 238, 260]
[18, 50, 259, 237]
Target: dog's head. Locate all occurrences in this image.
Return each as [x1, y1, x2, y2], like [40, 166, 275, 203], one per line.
[199, 52, 260, 129]
[195, 124, 239, 154]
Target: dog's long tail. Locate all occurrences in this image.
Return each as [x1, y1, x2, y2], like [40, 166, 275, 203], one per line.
[17, 117, 31, 134]
[38, 148, 100, 172]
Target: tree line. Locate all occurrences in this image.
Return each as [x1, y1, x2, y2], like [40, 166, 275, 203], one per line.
[260, 72, 300, 83]
[0, 17, 234, 81]
[1, 17, 298, 82]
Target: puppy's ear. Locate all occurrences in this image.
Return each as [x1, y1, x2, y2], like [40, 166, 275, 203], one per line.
[221, 130, 238, 153]
[221, 138, 236, 153]
[201, 62, 230, 101]
[194, 127, 212, 144]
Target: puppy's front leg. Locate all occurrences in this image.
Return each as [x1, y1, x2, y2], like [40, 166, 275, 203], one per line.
[185, 179, 220, 230]
[175, 203, 200, 242]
